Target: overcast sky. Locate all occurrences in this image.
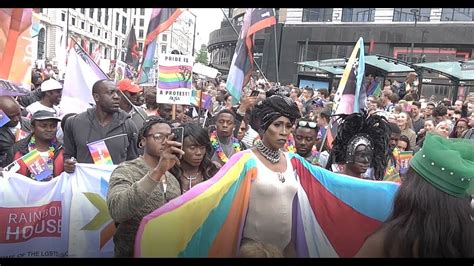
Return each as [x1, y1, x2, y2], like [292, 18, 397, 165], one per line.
[189, 8, 224, 49]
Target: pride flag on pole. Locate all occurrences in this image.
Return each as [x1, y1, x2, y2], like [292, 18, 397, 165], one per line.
[190, 90, 212, 110]
[138, 8, 183, 84]
[226, 8, 276, 105]
[21, 149, 52, 181]
[87, 140, 113, 166]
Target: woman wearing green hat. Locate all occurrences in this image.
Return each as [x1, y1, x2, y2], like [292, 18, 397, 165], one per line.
[356, 133, 474, 257]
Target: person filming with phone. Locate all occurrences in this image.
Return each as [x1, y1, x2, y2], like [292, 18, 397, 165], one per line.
[107, 116, 184, 257]
[169, 123, 219, 194]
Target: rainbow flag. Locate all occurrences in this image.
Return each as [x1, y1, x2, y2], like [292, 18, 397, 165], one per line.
[190, 90, 212, 110]
[135, 151, 399, 257]
[87, 140, 113, 166]
[158, 65, 192, 90]
[370, 81, 382, 97]
[398, 151, 413, 175]
[21, 149, 52, 181]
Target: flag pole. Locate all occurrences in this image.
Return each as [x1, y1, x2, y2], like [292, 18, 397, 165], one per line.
[273, 8, 279, 84]
[220, 8, 270, 84]
[71, 39, 146, 122]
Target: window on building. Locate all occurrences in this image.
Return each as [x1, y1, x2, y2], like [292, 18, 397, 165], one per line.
[81, 21, 85, 29]
[61, 13, 66, 22]
[104, 47, 108, 59]
[39, 8, 43, 13]
[341, 8, 375, 22]
[105, 32, 108, 39]
[89, 8, 94, 18]
[38, 28, 45, 59]
[162, 34, 167, 42]
[139, 30, 144, 38]
[302, 8, 333, 22]
[140, 8, 145, 16]
[90, 25, 93, 33]
[138, 42, 143, 51]
[122, 16, 127, 34]
[441, 8, 474, 21]
[80, 8, 85, 14]
[123, 8, 127, 13]
[115, 37, 118, 46]
[72, 17, 76, 26]
[161, 45, 167, 53]
[98, 9, 102, 22]
[140, 18, 144, 27]
[393, 8, 431, 22]
[115, 13, 120, 31]
[97, 29, 101, 36]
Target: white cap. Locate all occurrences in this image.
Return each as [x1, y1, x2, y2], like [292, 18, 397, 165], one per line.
[41, 79, 62, 92]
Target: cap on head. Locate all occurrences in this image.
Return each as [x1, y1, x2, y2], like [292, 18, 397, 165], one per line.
[40, 79, 62, 92]
[117, 79, 142, 93]
[410, 133, 474, 197]
[31, 110, 61, 123]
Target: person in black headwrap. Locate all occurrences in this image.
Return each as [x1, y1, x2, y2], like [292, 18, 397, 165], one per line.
[234, 95, 302, 257]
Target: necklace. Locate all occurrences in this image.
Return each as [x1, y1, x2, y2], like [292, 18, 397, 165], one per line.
[28, 136, 57, 162]
[255, 139, 281, 164]
[210, 130, 241, 163]
[182, 169, 200, 191]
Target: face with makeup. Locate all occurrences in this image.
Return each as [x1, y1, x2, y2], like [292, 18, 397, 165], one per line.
[346, 136, 373, 176]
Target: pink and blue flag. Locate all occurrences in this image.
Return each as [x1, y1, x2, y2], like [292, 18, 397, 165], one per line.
[135, 151, 399, 257]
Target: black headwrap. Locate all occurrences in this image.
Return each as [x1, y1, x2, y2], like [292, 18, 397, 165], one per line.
[250, 95, 301, 132]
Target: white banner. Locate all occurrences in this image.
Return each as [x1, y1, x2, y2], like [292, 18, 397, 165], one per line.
[0, 164, 117, 258]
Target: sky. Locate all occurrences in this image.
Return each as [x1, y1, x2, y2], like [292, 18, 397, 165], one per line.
[189, 8, 224, 49]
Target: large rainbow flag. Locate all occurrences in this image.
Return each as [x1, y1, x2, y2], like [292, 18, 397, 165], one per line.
[135, 151, 399, 257]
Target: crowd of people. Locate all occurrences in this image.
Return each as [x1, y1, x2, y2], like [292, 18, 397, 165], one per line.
[0, 66, 473, 258]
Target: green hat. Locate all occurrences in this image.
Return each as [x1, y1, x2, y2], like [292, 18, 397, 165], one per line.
[410, 133, 474, 198]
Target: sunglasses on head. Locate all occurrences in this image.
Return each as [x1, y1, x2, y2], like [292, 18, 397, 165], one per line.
[298, 120, 317, 129]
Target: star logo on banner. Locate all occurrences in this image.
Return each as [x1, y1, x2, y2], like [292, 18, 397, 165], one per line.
[81, 177, 116, 250]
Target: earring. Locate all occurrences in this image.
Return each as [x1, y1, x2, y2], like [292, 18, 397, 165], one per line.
[138, 142, 144, 148]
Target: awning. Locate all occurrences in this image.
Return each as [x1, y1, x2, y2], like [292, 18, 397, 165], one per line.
[364, 55, 415, 74]
[296, 60, 345, 76]
[414, 61, 474, 81]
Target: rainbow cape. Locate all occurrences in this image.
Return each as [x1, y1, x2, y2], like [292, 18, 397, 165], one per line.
[135, 151, 399, 257]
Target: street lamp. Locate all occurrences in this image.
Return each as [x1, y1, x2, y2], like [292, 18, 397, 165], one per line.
[409, 9, 419, 63]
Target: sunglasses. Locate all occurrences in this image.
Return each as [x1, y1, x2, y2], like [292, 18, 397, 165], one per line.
[298, 120, 317, 129]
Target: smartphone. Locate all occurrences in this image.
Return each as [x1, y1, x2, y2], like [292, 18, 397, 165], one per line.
[250, 90, 259, 97]
[171, 127, 184, 147]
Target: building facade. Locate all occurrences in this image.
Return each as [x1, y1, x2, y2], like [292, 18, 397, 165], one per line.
[208, 8, 474, 99]
[33, 8, 195, 76]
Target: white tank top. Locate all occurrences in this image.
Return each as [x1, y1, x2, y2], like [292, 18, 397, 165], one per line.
[242, 151, 299, 250]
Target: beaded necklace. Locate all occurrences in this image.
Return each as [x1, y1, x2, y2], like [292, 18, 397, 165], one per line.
[210, 130, 240, 163]
[28, 136, 57, 163]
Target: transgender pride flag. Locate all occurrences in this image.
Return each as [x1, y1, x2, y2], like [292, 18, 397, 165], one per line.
[135, 151, 399, 257]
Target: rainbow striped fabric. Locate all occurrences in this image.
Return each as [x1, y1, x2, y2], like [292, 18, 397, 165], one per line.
[135, 151, 399, 257]
[158, 65, 192, 90]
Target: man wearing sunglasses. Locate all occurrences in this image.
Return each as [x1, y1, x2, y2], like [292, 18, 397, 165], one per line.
[294, 119, 319, 165]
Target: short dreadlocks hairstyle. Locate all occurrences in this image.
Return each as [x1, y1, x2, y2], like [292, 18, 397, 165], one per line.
[330, 111, 390, 180]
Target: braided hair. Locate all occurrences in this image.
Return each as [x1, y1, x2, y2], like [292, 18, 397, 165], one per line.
[330, 111, 390, 180]
[137, 116, 171, 148]
[250, 95, 301, 134]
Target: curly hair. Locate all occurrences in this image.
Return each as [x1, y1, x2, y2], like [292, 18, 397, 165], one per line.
[330, 111, 390, 180]
[137, 116, 171, 148]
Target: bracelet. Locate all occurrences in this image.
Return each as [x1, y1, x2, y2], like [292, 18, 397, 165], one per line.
[236, 109, 246, 116]
[145, 171, 160, 183]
